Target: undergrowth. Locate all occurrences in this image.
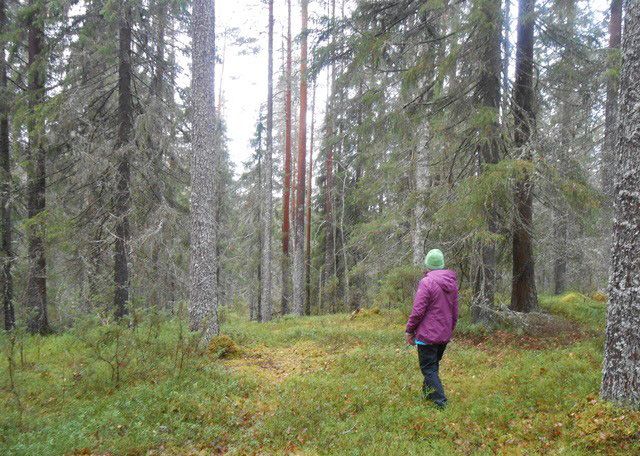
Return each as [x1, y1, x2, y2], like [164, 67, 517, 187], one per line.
[1, 292, 636, 455]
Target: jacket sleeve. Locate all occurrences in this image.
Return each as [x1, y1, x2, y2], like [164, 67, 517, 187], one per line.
[451, 286, 459, 330]
[405, 278, 430, 334]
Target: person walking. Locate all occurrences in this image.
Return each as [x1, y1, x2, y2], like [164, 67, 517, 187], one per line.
[405, 249, 459, 408]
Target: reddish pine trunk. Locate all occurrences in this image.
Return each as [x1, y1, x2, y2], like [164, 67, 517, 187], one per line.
[281, 0, 293, 315]
[510, 0, 538, 313]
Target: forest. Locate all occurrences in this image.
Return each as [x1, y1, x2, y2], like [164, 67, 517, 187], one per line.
[1, 0, 640, 454]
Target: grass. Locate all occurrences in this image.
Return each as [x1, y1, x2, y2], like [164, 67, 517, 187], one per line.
[1, 293, 638, 455]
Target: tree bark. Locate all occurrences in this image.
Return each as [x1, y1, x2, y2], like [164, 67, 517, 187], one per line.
[601, 0, 623, 201]
[113, 3, 133, 319]
[412, 126, 430, 266]
[25, 0, 49, 334]
[471, 0, 502, 324]
[552, 217, 567, 295]
[292, 0, 308, 316]
[305, 81, 316, 315]
[260, 0, 274, 322]
[189, 0, 219, 341]
[601, 0, 640, 408]
[552, 2, 577, 296]
[324, 0, 337, 312]
[0, 0, 14, 330]
[281, 0, 293, 315]
[510, 0, 538, 313]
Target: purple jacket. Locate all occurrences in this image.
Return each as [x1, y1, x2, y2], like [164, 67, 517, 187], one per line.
[405, 269, 459, 344]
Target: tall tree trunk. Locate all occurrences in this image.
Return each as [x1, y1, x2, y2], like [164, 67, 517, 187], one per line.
[552, 2, 577, 296]
[25, 0, 49, 334]
[0, 0, 14, 330]
[412, 126, 430, 266]
[113, 4, 133, 319]
[305, 81, 316, 315]
[601, 0, 640, 407]
[510, 0, 538, 313]
[552, 217, 567, 294]
[292, 0, 308, 316]
[472, 0, 502, 323]
[281, 0, 293, 315]
[260, 0, 274, 322]
[324, 0, 337, 312]
[189, 0, 219, 341]
[601, 0, 623, 201]
[149, 0, 167, 311]
[254, 148, 263, 321]
[152, 0, 166, 98]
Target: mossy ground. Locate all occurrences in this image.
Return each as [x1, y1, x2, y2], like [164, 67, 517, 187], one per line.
[1, 293, 638, 455]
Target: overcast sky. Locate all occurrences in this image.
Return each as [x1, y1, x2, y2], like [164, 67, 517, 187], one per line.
[213, 1, 335, 176]
[213, 0, 609, 175]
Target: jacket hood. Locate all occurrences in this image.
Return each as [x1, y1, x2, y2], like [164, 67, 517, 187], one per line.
[427, 269, 457, 293]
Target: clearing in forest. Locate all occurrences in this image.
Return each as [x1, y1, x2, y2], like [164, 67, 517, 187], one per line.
[1, 293, 639, 455]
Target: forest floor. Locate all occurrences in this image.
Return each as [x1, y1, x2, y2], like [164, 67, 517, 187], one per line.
[1, 293, 639, 455]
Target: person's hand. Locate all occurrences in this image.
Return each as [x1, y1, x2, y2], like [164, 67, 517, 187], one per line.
[405, 332, 415, 346]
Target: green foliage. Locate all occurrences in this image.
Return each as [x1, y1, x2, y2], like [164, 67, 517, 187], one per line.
[373, 265, 423, 309]
[433, 159, 527, 244]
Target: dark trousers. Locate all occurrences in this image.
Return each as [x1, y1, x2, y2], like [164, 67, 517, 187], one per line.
[417, 343, 448, 407]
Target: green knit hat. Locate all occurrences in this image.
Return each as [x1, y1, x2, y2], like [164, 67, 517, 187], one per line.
[424, 249, 445, 270]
